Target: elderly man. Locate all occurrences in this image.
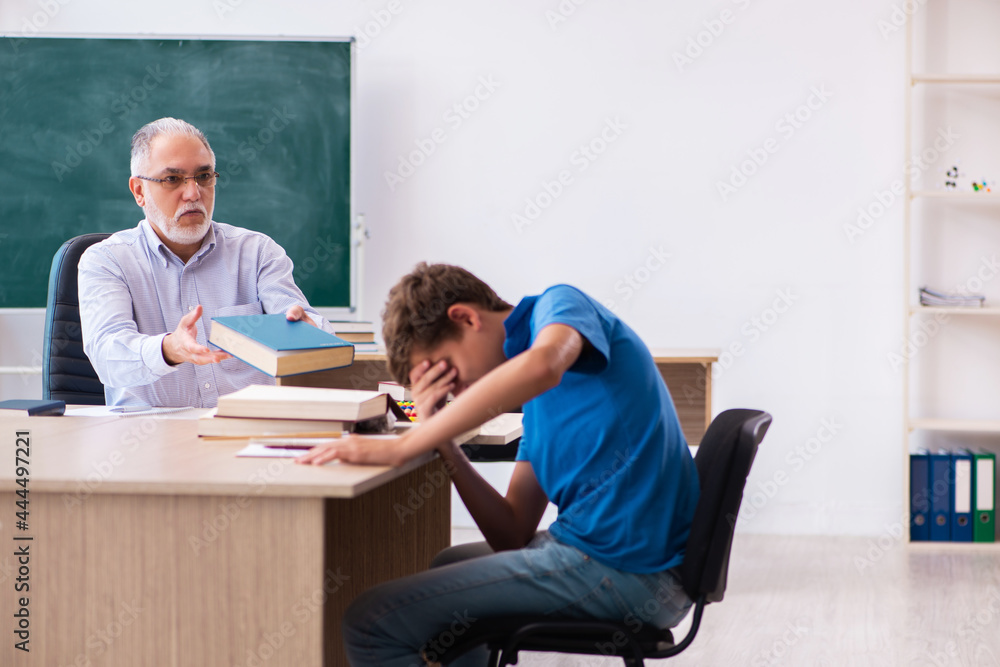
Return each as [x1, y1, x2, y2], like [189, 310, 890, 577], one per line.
[79, 117, 331, 408]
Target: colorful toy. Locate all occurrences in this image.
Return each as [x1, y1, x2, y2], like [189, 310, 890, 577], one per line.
[972, 180, 992, 192]
[399, 400, 418, 421]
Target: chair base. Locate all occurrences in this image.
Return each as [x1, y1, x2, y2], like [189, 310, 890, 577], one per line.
[436, 597, 705, 667]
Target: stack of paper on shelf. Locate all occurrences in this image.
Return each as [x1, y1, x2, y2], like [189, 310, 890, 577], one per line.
[919, 286, 985, 308]
[209, 313, 355, 376]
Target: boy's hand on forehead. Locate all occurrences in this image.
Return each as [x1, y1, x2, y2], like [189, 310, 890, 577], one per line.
[409, 359, 456, 419]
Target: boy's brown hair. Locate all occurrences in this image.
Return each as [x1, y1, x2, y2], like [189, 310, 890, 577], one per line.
[381, 262, 511, 384]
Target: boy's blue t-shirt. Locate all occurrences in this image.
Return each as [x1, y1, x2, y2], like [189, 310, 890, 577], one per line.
[505, 285, 699, 573]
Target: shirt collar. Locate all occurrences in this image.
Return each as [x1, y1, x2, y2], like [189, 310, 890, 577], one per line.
[191, 223, 218, 262]
[140, 219, 217, 267]
[502, 295, 538, 360]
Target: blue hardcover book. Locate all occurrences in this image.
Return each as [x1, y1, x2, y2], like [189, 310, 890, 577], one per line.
[909, 450, 930, 541]
[951, 450, 974, 542]
[209, 313, 355, 377]
[929, 450, 952, 542]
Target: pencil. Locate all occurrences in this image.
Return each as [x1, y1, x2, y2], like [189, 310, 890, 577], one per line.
[200, 431, 343, 441]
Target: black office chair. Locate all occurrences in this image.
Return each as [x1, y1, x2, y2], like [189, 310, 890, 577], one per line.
[435, 408, 772, 667]
[42, 233, 111, 405]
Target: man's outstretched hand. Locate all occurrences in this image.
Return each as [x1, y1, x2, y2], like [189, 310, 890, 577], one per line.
[162, 305, 231, 366]
[286, 305, 317, 327]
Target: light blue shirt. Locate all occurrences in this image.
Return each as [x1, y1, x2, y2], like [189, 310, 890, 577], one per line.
[78, 220, 331, 408]
[507, 285, 699, 573]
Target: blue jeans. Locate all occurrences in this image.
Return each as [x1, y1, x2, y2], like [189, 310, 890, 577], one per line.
[342, 531, 693, 666]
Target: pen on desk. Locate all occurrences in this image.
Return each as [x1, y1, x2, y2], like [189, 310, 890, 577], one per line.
[200, 431, 344, 442]
[254, 435, 342, 450]
[110, 405, 154, 413]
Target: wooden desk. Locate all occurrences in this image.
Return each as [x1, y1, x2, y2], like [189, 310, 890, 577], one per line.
[0, 414, 449, 666]
[648, 348, 719, 446]
[281, 348, 720, 446]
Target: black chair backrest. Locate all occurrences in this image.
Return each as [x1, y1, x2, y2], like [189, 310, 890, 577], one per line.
[678, 409, 771, 603]
[42, 233, 111, 405]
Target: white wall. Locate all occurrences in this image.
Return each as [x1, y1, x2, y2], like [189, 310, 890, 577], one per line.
[0, 0, 920, 536]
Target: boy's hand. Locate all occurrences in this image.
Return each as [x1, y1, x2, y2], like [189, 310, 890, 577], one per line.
[295, 434, 402, 466]
[409, 359, 456, 420]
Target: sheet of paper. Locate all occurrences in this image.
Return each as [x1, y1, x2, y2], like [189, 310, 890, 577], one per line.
[247, 437, 339, 448]
[236, 443, 340, 461]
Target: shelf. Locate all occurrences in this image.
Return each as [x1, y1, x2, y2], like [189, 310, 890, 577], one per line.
[910, 191, 998, 200]
[912, 73, 1000, 84]
[903, 13, 1000, 550]
[910, 306, 1000, 316]
[909, 418, 1000, 433]
[907, 541, 999, 551]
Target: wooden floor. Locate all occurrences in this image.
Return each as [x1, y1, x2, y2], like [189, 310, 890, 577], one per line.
[450, 530, 1000, 666]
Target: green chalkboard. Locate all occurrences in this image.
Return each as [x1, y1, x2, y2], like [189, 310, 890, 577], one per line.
[0, 36, 352, 308]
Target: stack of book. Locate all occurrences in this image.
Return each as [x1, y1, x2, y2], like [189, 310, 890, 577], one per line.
[210, 313, 355, 376]
[329, 320, 375, 344]
[201, 383, 525, 446]
[910, 449, 995, 542]
[329, 320, 381, 353]
[199, 385, 389, 438]
[919, 286, 985, 308]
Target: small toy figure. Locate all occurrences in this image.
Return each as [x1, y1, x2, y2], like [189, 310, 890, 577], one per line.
[945, 164, 962, 189]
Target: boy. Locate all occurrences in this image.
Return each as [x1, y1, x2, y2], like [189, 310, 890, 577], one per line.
[297, 262, 699, 666]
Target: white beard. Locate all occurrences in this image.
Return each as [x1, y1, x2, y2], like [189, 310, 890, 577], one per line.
[144, 198, 212, 247]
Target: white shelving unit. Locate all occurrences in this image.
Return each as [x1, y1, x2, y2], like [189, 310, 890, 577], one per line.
[903, 5, 1000, 547]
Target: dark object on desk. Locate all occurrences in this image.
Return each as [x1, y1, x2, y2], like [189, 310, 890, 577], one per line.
[0, 399, 67, 416]
[42, 233, 110, 405]
[352, 414, 393, 434]
[461, 439, 520, 462]
[462, 405, 522, 463]
[435, 408, 772, 667]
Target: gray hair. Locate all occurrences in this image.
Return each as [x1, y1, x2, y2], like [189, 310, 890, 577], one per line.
[130, 118, 216, 176]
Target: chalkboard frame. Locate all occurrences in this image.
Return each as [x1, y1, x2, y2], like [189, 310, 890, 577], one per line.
[0, 33, 357, 311]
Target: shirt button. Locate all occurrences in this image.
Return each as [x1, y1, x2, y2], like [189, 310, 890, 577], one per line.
[204, 383, 211, 389]
[189, 306, 195, 311]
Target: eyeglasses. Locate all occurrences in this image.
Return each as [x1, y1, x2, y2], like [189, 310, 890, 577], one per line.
[135, 171, 219, 190]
